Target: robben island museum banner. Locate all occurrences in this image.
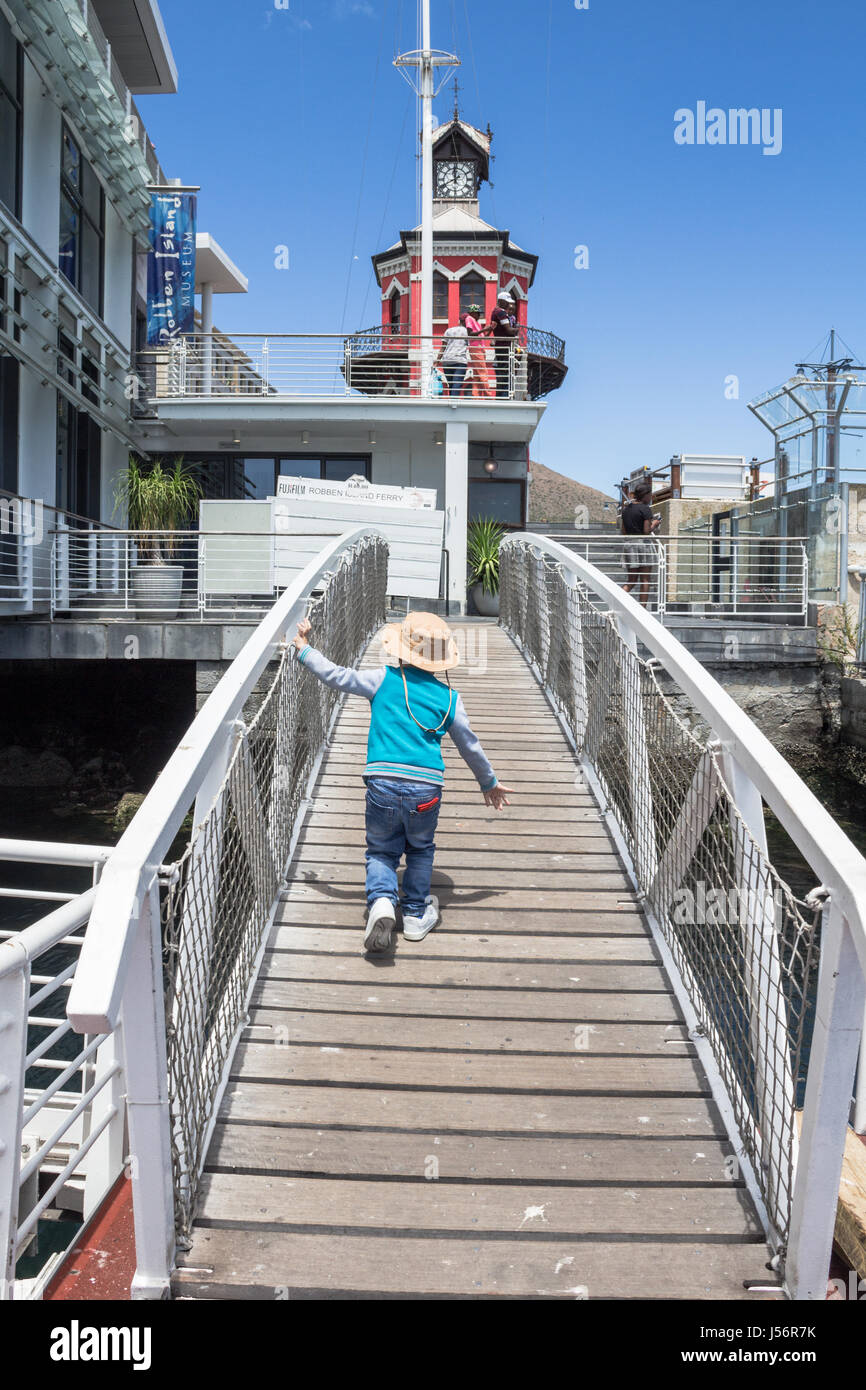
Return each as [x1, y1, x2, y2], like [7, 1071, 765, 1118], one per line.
[146, 191, 196, 346]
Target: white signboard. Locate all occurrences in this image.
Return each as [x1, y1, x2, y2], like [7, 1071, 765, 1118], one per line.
[276, 475, 436, 510]
[273, 495, 444, 599]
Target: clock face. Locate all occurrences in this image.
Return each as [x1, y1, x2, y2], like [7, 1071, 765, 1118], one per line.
[435, 160, 476, 198]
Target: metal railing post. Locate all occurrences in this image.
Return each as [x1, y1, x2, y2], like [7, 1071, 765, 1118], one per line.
[0, 945, 28, 1300]
[787, 902, 866, 1298]
[120, 881, 175, 1299]
[81, 1030, 126, 1221]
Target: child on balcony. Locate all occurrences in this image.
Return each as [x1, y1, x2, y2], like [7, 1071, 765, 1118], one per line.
[293, 611, 513, 953]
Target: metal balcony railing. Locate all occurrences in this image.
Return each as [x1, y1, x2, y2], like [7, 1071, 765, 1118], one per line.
[133, 325, 567, 405]
[533, 533, 809, 623]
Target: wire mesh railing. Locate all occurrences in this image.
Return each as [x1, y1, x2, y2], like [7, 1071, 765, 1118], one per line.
[58, 530, 387, 1296]
[160, 535, 387, 1237]
[499, 532, 866, 1297]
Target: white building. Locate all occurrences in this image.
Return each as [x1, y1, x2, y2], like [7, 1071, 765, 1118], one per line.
[1, 0, 566, 623]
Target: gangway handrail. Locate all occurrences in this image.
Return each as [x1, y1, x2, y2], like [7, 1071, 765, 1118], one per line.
[509, 533, 866, 949]
[501, 532, 866, 1301]
[67, 525, 383, 1035]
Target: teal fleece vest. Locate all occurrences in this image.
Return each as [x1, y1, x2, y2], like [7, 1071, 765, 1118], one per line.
[365, 665, 457, 785]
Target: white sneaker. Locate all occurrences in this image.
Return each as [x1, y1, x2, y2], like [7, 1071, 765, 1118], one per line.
[402, 894, 440, 942]
[364, 897, 396, 953]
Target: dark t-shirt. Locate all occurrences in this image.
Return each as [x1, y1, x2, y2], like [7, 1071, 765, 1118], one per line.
[490, 307, 515, 338]
[621, 501, 654, 535]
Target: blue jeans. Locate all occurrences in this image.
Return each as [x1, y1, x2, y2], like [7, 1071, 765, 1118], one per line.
[443, 363, 467, 397]
[364, 777, 442, 917]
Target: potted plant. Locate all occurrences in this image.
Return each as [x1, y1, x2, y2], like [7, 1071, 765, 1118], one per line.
[114, 455, 202, 618]
[467, 517, 507, 616]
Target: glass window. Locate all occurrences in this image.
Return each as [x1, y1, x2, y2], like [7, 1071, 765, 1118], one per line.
[433, 272, 449, 321]
[0, 14, 21, 217]
[324, 457, 368, 482]
[278, 457, 321, 480]
[460, 273, 485, 318]
[59, 124, 104, 314]
[241, 457, 276, 500]
[469, 480, 524, 527]
[389, 290, 402, 335]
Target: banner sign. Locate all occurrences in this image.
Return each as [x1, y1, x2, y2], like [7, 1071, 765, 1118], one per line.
[275, 476, 436, 509]
[146, 192, 196, 346]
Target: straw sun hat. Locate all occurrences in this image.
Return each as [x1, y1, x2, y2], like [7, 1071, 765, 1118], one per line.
[379, 612, 459, 673]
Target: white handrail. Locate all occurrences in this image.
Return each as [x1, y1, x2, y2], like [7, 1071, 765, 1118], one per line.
[67, 526, 383, 1036]
[506, 533, 866, 959]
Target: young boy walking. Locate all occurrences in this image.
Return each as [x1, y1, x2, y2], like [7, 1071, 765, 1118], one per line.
[294, 611, 513, 953]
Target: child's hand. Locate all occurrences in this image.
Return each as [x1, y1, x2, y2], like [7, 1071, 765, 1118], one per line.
[293, 618, 312, 652]
[483, 784, 513, 811]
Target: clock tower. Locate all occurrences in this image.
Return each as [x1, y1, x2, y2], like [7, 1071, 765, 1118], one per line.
[366, 105, 565, 399]
[432, 118, 489, 213]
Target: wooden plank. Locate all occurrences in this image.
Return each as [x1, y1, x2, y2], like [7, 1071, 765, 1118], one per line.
[834, 1127, 866, 1281]
[246, 981, 681, 1022]
[173, 1229, 779, 1300]
[275, 903, 648, 932]
[205, 1124, 728, 1183]
[218, 1081, 726, 1136]
[256, 954, 666, 993]
[284, 884, 636, 906]
[195, 1172, 763, 1239]
[229, 1041, 708, 1095]
[293, 850, 621, 873]
[267, 927, 656, 962]
[303, 813, 606, 834]
[284, 867, 631, 889]
[297, 828, 614, 853]
[242, 1012, 691, 1055]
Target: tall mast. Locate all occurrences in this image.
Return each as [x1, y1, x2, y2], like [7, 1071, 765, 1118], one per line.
[394, 0, 459, 392]
[420, 0, 433, 352]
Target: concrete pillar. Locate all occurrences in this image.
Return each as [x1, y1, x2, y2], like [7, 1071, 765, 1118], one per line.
[444, 421, 468, 612]
[200, 282, 213, 395]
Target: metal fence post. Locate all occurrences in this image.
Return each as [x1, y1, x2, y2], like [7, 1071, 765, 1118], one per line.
[787, 903, 866, 1298]
[121, 881, 175, 1299]
[0, 945, 28, 1300]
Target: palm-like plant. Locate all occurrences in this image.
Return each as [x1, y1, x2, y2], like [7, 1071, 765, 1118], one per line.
[467, 517, 507, 596]
[114, 455, 202, 562]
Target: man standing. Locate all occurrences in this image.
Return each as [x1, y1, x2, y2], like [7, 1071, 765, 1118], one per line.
[621, 479, 660, 607]
[489, 291, 517, 398]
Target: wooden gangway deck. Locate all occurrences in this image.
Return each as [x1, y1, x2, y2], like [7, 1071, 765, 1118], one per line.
[174, 624, 779, 1300]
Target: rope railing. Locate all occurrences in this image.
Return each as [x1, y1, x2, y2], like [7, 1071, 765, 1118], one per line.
[499, 532, 866, 1299]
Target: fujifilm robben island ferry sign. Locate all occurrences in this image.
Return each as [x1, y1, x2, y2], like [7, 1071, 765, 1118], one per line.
[275, 476, 436, 509]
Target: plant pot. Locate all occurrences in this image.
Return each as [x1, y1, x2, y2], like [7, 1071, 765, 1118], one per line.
[470, 582, 500, 617]
[131, 563, 184, 618]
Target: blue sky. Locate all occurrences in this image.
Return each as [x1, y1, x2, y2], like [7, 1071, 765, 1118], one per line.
[139, 0, 866, 496]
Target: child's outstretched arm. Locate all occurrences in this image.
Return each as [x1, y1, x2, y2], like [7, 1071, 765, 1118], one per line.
[293, 619, 386, 700]
[448, 694, 513, 811]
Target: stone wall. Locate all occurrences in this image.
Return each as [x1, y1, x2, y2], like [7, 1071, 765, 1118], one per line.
[842, 676, 866, 750]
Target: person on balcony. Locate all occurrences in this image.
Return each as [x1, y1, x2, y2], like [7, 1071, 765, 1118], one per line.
[489, 291, 519, 398]
[293, 612, 513, 954]
[464, 303, 492, 399]
[437, 319, 469, 396]
[621, 479, 660, 607]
